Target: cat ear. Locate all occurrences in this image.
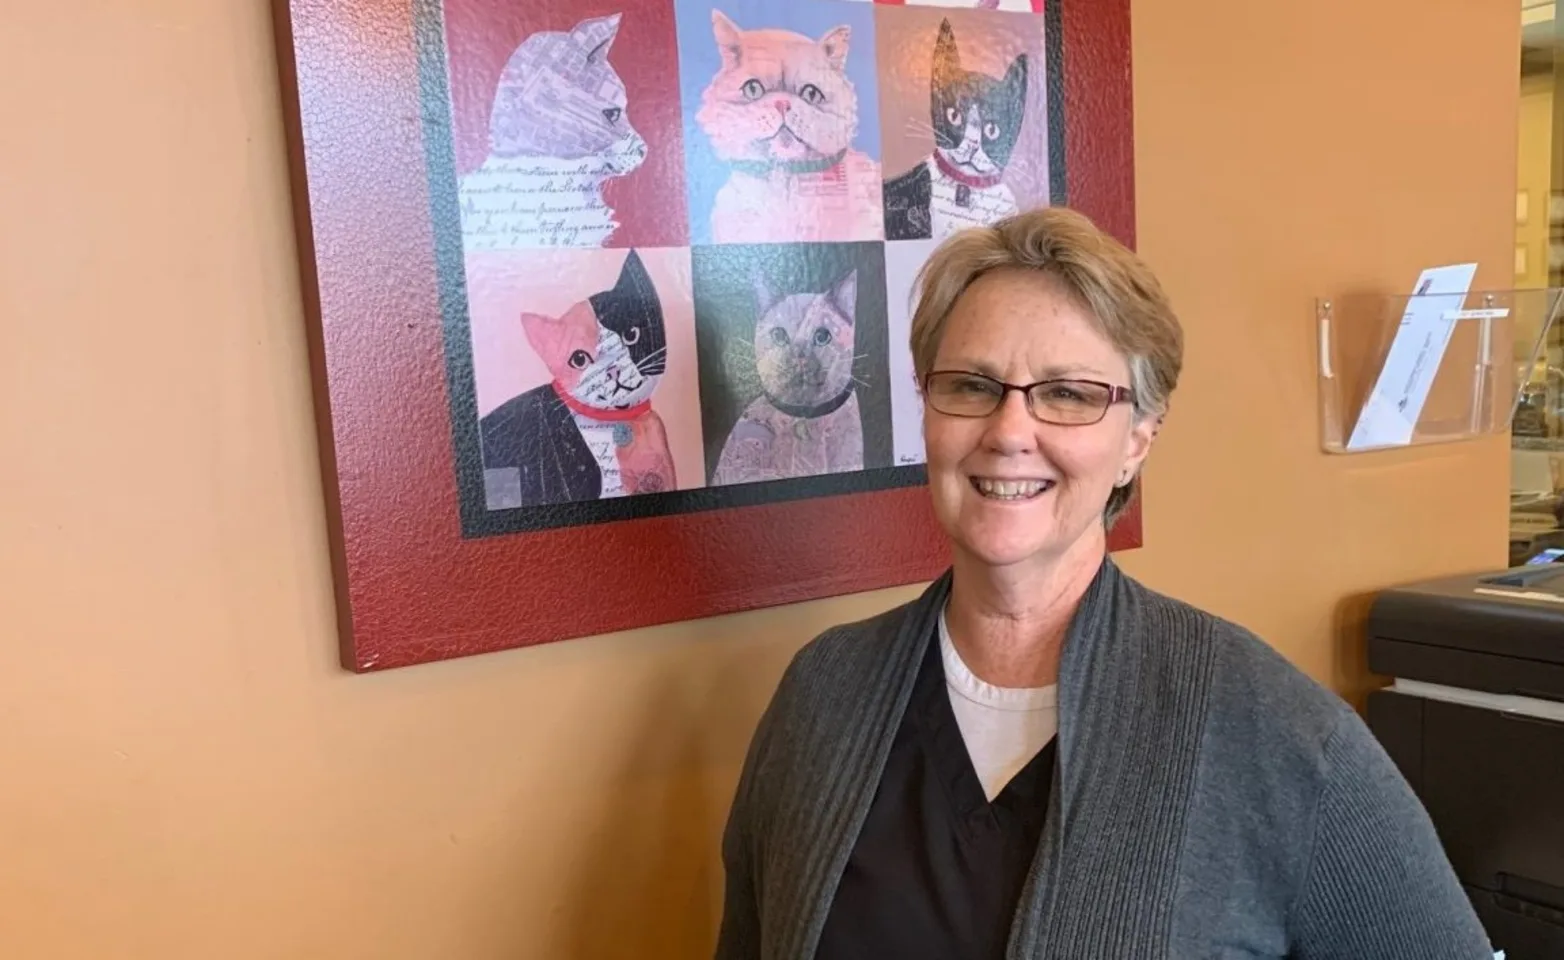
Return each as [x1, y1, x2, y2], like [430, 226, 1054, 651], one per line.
[932, 19, 960, 81]
[1002, 51, 1029, 103]
[574, 14, 622, 64]
[752, 272, 776, 313]
[817, 25, 851, 71]
[712, 10, 743, 71]
[614, 250, 663, 325]
[830, 269, 859, 320]
[617, 249, 653, 298]
[518, 310, 558, 356]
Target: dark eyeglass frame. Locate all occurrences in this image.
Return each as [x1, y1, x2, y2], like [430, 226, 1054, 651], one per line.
[922, 370, 1136, 426]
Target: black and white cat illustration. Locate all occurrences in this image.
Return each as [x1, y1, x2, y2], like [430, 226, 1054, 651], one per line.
[883, 19, 1028, 241]
[479, 250, 675, 509]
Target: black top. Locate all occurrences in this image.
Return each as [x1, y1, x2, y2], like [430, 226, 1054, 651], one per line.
[815, 630, 1057, 959]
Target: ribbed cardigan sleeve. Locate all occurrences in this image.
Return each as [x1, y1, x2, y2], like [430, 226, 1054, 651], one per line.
[713, 796, 761, 960]
[1289, 713, 1495, 959]
[713, 648, 803, 960]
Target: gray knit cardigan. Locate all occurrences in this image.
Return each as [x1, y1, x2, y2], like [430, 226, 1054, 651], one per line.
[713, 559, 1495, 959]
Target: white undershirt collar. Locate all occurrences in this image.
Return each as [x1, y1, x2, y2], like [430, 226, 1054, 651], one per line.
[938, 612, 1057, 711]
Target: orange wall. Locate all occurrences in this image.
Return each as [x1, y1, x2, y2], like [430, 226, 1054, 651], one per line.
[0, 1, 1515, 957]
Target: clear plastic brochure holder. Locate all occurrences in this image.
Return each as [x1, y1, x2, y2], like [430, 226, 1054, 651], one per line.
[1317, 288, 1564, 454]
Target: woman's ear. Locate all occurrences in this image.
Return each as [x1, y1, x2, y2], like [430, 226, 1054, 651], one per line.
[1120, 411, 1162, 481]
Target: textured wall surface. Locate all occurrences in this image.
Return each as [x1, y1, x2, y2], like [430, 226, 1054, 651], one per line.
[0, 0, 1513, 956]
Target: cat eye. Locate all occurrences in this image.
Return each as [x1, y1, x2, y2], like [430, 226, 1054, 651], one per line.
[812, 327, 832, 346]
[983, 121, 1000, 140]
[568, 349, 593, 370]
[923, 371, 1134, 426]
[741, 78, 765, 101]
[945, 106, 964, 127]
[799, 84, 825, 106]
[622, 326, 641, 345]
[769, 327, 790, 345]
[602, 107, 622, 124]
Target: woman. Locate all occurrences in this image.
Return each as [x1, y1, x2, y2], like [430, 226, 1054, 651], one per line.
[713, 208, 1495, 959]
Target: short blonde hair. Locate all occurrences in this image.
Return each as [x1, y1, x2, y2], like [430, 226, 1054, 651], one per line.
[909, 207, 1184, 526]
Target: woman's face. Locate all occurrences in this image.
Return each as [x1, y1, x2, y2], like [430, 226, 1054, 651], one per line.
[922, 268, 1159, 572]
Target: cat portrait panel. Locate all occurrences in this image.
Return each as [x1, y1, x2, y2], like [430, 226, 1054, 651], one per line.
[884, 239, 941, 468]
[463, 247, 707, 510]
[692, 243, 894, 486]
[875, 6, 1052, 242]
[673, 0, 886, 246]
[439, 0, 688, 250]
[835, 0, 1043, 10]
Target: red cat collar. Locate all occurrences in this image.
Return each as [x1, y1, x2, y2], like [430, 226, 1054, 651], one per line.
[933, 152, 1004, 190]
[551, 381, 651, 421]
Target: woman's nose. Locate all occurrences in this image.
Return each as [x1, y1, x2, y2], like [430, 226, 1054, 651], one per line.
[981, 390, 1037, 453]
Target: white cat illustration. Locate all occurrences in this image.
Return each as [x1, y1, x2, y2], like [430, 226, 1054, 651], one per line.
[694, 11, 883, 244]
[456, 15, 647, 249]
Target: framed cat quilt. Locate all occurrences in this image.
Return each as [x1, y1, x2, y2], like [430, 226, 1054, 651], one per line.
[275, 0, 1139, 671]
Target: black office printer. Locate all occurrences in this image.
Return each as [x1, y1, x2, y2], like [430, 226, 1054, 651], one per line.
[1366, 559, 1564, 960]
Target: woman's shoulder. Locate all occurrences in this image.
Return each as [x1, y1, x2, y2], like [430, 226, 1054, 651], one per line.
[773, 601, 919, 707]
[733, 599, 929, 820]
[1123, 575, 1428, 831]
[1125, 581, 1488, 955]
[1127, 577, 1357, 759]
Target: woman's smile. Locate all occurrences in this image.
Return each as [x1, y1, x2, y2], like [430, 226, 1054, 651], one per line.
[969, 477, 1055, 501]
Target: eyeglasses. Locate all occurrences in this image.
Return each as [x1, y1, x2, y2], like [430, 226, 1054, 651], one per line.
[923, 370, 1135, 425]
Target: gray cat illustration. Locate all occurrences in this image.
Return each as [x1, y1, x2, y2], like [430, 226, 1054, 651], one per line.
[712, 269, 865, 484]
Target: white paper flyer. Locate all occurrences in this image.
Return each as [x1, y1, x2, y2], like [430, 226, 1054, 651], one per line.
[1346, 262, 1478, 450]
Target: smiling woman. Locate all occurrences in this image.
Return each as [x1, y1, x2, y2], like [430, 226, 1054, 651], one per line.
[909, 207, 1183, 531]
[712, 208, 1497, 960]
[917, 263, 1159, 581]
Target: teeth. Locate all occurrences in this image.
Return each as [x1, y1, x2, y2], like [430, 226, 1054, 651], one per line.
[975, 478, 1050, 499]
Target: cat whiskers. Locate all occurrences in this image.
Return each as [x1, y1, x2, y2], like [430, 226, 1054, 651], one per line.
[826, 353, 870, 373]
[633, 346, 669, 374]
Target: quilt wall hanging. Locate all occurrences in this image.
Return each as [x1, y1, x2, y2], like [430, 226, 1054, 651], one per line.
[274, 0, 1138, 671]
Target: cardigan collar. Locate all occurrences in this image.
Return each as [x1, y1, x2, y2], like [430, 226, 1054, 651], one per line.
[786, 556, 1126, 959]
